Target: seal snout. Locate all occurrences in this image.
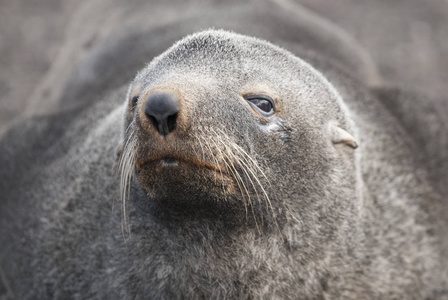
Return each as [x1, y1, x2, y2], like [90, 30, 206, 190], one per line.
[144, 91, 180, 137]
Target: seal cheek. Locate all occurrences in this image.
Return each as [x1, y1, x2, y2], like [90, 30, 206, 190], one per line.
[259, 117, 293, 142]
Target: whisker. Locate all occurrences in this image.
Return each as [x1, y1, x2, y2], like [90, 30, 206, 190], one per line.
[118, 127, 137, 239]
[214, 128, 283, 234]
[200, 135, 222, 186]
[210, 131, 263, 227]
[207, 134, 259, 230]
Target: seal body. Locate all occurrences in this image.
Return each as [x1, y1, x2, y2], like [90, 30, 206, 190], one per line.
[1, 2, 448, 299]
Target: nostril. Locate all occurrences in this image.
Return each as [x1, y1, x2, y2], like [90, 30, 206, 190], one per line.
[166, 113, 178, 132]
[149, 115, 159, 130]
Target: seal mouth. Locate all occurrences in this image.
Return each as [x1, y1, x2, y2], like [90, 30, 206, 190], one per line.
[162, 157, 178, 165]
[136, 155, 231, 178]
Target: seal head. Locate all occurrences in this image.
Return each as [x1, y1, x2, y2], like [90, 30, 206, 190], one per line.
[119, 30, 358, 230]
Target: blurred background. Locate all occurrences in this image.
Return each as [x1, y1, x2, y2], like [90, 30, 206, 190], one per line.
[1, 0, 447, 136]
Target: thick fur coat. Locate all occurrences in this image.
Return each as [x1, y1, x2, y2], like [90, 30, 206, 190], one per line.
[1, 1, 447, 299]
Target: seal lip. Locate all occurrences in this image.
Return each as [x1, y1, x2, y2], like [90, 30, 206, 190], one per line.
[136, 155, 232, 178]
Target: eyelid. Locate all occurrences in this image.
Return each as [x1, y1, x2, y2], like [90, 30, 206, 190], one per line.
[244, 94, 274, 102]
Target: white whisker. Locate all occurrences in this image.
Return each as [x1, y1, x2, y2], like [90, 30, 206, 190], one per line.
[118, 125, 137, 239]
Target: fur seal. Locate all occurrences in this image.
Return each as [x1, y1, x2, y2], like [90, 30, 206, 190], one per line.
[1, 6, 448, 300]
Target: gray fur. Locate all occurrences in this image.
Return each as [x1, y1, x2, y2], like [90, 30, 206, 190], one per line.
[1, 1, 448, 299]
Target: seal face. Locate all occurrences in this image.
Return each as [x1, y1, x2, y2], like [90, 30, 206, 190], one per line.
[119, 30, 359, 229]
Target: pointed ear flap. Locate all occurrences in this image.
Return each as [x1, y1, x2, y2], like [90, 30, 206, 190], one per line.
[330, 124, 358, 149]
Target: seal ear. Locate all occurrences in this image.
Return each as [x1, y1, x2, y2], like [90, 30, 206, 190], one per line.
[330, 124, 358, 149]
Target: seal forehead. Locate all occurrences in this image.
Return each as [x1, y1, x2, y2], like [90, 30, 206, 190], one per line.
[135, 30, 304, 83]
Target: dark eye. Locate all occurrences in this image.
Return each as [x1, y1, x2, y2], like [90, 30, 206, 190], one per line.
[131, 96, 139, 109]
[130, 96, 139, 116]
[244, 94, 275, 116]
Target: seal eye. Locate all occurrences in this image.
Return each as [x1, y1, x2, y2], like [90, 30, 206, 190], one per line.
[131, 96, 139, 109]
[244, 94, 275, 117]
[131, 96, 139, 116]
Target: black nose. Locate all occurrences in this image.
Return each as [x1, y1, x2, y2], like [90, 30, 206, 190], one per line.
[144, 91, 180, 137]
